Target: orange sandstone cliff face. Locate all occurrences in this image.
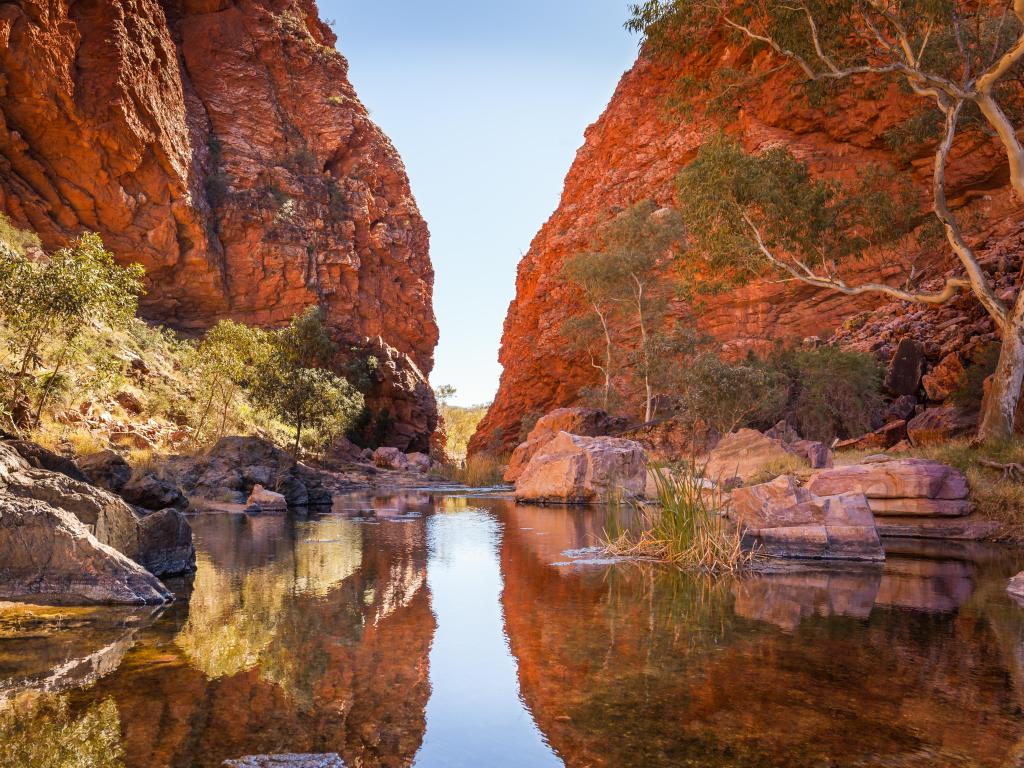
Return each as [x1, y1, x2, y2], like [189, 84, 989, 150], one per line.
[0, 0, 438, 450]
[470, 42, 1020, 454]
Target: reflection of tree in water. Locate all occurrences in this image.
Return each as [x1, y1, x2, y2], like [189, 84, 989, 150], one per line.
[0, 693, 124, 768]
[500, 511, 1024, 768]
[74, 511, 436, 768]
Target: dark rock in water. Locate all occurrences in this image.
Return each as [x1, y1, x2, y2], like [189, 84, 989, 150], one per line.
[884, 338, 926, 396]
[4, 439, 88, 482]
[79, 450, 132, 492]
[121, 472, 189, 511]
[136, 508, 196, 576]
[166, 436, 332, 507]
[223, 755, 345, 768]
[0, 495, 171, 605]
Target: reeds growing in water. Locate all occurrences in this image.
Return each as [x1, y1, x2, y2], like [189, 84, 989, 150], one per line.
[603, 464, 752, 573]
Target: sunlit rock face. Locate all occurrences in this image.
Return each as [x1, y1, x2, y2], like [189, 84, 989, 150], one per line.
[64, 514, 434, 768]
[498, 507, 1024, 767]
[471, 41, 1024, 453]
[0, 0, 438, 447]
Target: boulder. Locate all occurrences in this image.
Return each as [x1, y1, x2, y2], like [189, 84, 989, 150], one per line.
[835, 420, 907, 452]
[514, 432, 646, 504]
[114, 390, 145, 415]
[922, 353, 966, 402]
[730, 475, 883, 561]
[884, 338, 926, 396]
[3, 440, 88, 482]
[165, 437, 331, 507]
[247, 484, 288, 512]
[620, 416, 717, 464]
[373, 446, 410, 471]
[405, 452, 432, 474]
[807, 458, 969, 518]
[1008, 572, 1024, 601]
[0, 495, 172, 605]
[120, 472, 189, 511]
[907, 406, 978, 446]
[0, 446, 195, 578]
[505, 407, 630, 483]
[79, 450, 132, 492]
[704, 429, 825, 485]
[325, 436, 365, 465]
[885, 395, 918, 422]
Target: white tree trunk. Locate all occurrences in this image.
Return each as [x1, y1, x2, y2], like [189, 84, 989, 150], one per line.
[979, 291, 1024, 442]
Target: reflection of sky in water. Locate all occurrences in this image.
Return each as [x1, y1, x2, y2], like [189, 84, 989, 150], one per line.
[414, 510, 562, 768]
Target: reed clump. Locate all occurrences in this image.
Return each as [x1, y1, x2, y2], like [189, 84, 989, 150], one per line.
[430, 452, 507, 488]
[603, 464, 752, 573]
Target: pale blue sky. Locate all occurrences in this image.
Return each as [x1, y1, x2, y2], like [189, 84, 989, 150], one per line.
[323, 1, 639, 406]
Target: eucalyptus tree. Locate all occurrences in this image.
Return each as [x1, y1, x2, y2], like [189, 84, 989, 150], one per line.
[631, 0, 1024, 442]
[563, 201, 686, 423]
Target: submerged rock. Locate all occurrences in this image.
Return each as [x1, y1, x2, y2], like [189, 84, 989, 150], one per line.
[223, 755, 345, 768]
[514, 432, 646, 504]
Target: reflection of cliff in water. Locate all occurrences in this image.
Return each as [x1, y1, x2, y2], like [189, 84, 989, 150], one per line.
[499, 505, 1024, 768]
[72, 512, 435, 768]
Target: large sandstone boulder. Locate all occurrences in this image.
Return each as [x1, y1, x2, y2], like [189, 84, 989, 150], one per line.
[704, 429, 831, 485]
[922, 353, 966, 402]
[4, 440, 88, 482]
[907, 406, 978, 446]
[514, 432, 646, 504]
[0, 496, 171, 605]
[247, 484, 288, 513]
[373, 446, 410, 471]
[835, 420, 908, 452]
[807, 458, 971, 517]
[730, 475, 884, 561]
[120, 472, 189, 511]
[504, 407, 630, 483]
[1, 444, 195, 578]
[166, 436, 331, 507]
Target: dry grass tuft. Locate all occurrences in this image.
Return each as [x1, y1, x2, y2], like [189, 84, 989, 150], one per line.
[431, 452, 508, 488]
[604, 464, 752, 573]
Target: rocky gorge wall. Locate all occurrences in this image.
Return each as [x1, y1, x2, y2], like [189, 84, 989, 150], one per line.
[0, 0, 438, 450]
[470, 38, 1023, 454]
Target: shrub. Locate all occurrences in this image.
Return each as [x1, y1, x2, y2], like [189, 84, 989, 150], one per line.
[951, 345, 1000, 410]
[677, 354, 789, 434]
[763, 347, 884, 443]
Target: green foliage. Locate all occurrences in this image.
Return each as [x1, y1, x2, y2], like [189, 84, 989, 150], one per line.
[0, 231, 145, 428]
[676, 354, 790, 434]
[0, 695, 126, 768]
[676, 134, 916, 286]
[188, 320, 274, 444]
[248, 306, 364, 454]
[764, 346, 885, 443]
[0, 213, 41, 255]
[561, 201, 687, 420]
[952, 345, 1001, 409]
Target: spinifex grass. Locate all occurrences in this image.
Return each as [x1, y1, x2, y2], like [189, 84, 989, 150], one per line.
[603, 464, 752, 573]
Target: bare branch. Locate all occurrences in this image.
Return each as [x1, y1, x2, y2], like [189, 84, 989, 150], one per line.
[738, 212, 971, 307]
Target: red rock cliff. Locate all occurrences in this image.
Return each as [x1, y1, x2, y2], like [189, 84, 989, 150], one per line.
[470, 40, 1022, 454]
[0, 0, 438, 450]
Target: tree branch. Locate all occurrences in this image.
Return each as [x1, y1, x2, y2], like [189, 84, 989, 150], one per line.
[738, 212, 971, 307]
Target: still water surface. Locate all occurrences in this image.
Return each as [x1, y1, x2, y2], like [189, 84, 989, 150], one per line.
[2, 493, 1024, 767]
